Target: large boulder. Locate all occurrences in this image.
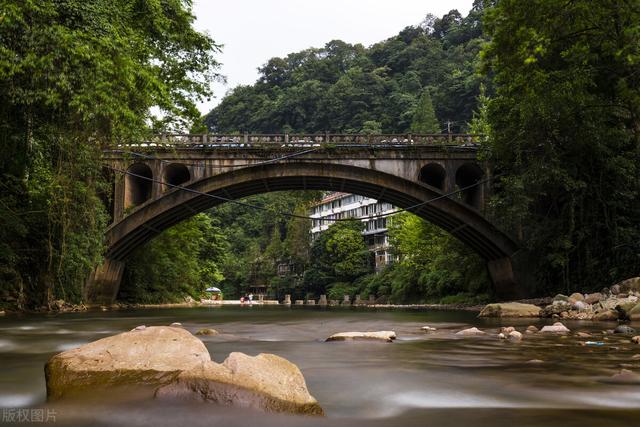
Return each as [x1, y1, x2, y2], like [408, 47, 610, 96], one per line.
[45, 326, 210, 399]
[627, 303, 640, 321]
[478, 302, 541, 318]
[326, 331, 396, 342]
[156, 353, 323, 416]
[455, 327, 486, 336]
[617, 277, 640, 293]
[45, 326, 323, 415]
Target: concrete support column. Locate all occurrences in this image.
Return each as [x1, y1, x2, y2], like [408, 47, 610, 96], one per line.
[487, 254, 531, 301]
[284, 294, 291, 305]
[319, 295, 328, 306]
[113, 174, 125, 221]
[151, 161, 162, 200]
[83, 258, 125, 306]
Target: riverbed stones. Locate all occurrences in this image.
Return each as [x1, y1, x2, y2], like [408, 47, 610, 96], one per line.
[569, 293, 584, 303]
[540, 322, 570, 334]
[421, 326, 436, 332]
[45, 326, 210, 400]
[614, 325, 636, 335]
[478, 302, 541, 318]
[585, 293, 603, 304]
[326, 331, 396, 342]
[526, 325, 539, 334]
[500, 326, 515, 334]
[594, 309, 619, 321]
[195, 328, 219, 336]
[455, 327, 486, 336]
[627, 303, 640, 320]
[155, 352, 324, 416]
[508, 331, 523, 341]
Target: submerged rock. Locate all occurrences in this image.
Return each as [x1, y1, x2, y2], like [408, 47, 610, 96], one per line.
[326, 331, 396, 342]
[614, 325, 636, 335]
[45, 326, 209, 400]
[478, 302, 541, 318]
[540, 322, 570, 334]
[195, 328, 219, 336]
[455, 327, 486, 336]
[156, 353, 324, 416]
[421, 326, 436, 332]
[508, 331, 523, 341]
[526, 325, 539, 334]
[170, 322, 182, 327]
[632, 336, 640, 344]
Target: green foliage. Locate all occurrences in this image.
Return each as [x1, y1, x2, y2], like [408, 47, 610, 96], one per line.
[410, 89, 440, 133]
[482, 0, 640, 293]
[303, 220, 372, 296]
[119, 214, 227, 303]
[0, 0, 219, 307]
[204, 6, 490, 134]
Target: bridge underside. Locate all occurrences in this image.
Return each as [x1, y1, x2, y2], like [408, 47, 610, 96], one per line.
[87, 162, 526, 305]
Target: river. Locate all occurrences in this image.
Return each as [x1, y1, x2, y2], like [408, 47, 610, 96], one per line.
[1, 306, 639, 426]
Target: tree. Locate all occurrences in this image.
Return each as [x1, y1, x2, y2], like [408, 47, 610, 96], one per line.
[0, 0, 220, 308]
[482, 0, 640, 293]
[410, 89, 440, 133]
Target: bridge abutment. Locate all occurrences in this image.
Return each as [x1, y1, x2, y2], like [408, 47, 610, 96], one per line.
[83, 258, 125, 306]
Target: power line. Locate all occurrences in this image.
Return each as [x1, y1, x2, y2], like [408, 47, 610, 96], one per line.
[104, 163, 501, 223]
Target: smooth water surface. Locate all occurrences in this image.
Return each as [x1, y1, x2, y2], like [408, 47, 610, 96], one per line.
[1, 306, 639, 426]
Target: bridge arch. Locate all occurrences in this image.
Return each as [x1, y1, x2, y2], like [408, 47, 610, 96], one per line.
[419, 163, 447, 191]
[84, 161, 525, 305]
[124, 163, 153, 209]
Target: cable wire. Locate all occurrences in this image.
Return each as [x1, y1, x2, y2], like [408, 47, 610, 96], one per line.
[104, 164, 501, 223]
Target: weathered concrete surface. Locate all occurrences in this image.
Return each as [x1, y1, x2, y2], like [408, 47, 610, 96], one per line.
[83, 257, 125, 306]
[45, 326, 210, 399]
[86, 145, 527, 305]
[156, 353, 324, 415]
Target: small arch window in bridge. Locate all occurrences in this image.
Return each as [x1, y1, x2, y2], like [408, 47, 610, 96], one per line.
[419, 163, 446, 190]
[455, 162, 484, 209]
[124, 163, 153, 209]
[164, 163, 191, 190]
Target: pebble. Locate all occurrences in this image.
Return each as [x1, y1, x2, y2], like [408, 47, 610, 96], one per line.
[614, 325, 636, 335]
[170, 322, 182, 327]
[540, 322, 570, 333]
[195, 328, 219, 336]
[526, 359, 544, 364]
[421, 326, 436, 332]
[455, 327, 486, 336]
[508, 331, 523, 341]
[132, 325, 146, 331]
[500, 326, 515, 334]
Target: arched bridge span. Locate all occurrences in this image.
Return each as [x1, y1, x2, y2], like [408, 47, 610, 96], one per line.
[87, 134, 528, 304]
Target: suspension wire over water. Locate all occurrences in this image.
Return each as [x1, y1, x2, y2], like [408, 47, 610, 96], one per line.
[103, 163, 502, 224]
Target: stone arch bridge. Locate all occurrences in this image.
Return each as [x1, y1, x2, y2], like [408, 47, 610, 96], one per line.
[86, 133, 529, 305]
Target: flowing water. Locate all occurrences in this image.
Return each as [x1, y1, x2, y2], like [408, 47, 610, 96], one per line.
[1, 306, 640, 426]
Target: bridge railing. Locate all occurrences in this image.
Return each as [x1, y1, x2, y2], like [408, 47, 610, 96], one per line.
[114, 133, 483, 148]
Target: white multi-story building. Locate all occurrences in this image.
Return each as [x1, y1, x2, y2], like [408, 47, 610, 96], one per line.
[310, 192, 398, 271]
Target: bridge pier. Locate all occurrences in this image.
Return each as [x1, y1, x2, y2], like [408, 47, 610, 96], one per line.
[487, 252, 532, 301]
[83, 258, 125, 306]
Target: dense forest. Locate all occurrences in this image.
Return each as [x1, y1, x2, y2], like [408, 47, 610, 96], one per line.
[1, 0, 638, 309]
